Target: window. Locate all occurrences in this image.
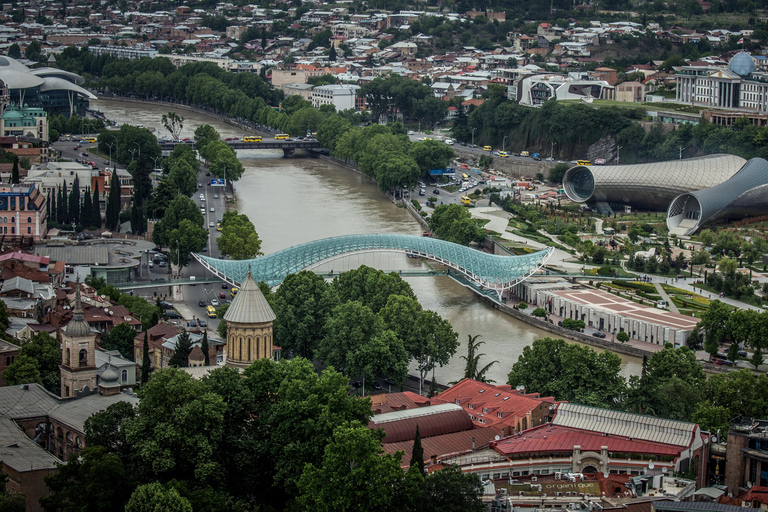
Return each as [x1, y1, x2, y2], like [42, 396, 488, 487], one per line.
[121, 369, 128, 382]
[27, 217, 31, 223]
[27, 227, 31, 234]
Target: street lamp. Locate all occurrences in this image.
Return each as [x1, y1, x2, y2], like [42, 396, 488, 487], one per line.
[679, 146, 684, 160]
[150, 156, 161, 172]
[502, 135, 508, 151]
[616, 146, 622, 165]
[472, 127, 477, 146]
[105, 142, 115, 168]
[550, 141, 555, 160]
[134, 142, 141, 159]
[128, 148, 137, 162]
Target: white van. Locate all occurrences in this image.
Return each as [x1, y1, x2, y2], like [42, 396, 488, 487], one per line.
[444, 139, 454, 145]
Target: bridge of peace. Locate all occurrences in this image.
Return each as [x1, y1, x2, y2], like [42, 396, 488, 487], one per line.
[185, 234, 553, 300]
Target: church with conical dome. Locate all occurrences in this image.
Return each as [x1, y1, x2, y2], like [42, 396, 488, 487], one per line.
[223, 271, 276, 368]
[59, 283, 98, 398]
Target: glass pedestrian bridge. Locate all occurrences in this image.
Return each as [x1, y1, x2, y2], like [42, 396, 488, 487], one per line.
[193, 234, 553, 298]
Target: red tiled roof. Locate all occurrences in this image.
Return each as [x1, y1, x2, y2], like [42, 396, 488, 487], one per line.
[0, 251, 50, 265]
[490, 423, 683, 457]
[740, 486, 768, 505]
[436, 378, 555, 428]
[370, 391, 441, 414]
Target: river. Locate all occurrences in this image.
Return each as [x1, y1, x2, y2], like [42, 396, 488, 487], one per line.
[91, 98, 643, 384]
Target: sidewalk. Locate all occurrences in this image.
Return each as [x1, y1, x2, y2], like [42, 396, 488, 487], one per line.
[654, 283, 680, 314]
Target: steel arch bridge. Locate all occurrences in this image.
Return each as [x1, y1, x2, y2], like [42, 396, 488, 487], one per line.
[194, 234, 553, 298]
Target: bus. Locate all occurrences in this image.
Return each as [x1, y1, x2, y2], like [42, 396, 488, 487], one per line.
[461, 196, 471, 205]
[462, 173, 469, 181]
[576, 160, 592, 166]
[483, 145, 492, 151]
[275, 133, 289, 140]
[498, 151, 509, 157]
[206, 306, 217, 318]
[243, 136, 262, 142]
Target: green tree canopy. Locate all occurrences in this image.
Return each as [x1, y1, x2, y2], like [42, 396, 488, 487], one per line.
[507, 337, 626, 408]
[216, 211, 263, 260]
[4, 332, 61, 393]
[101, 322, 138, 360]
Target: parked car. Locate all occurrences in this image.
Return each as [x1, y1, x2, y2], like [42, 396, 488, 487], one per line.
[160, 301, 174, 309]
[166, 311, 182, 319]
[592, 331, 606, 338]
[433, 189, 440, 195]
[198, 319, 207, 328]
[373, 382, 382, 390]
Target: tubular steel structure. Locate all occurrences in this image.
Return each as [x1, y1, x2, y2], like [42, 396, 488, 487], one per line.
[194, 234, 553, 298]
[667, 157, 768, 235]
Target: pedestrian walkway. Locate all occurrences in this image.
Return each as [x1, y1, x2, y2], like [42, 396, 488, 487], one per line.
[654, 283, 680, 314]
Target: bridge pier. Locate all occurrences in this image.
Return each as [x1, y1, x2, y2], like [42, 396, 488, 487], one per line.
[282, 148, 294, 158]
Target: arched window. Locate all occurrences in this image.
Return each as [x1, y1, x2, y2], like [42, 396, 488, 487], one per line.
[247, 337, 251, 360]
[56, 427, 63, 440]
[238, 336, 244, 360]
[121, 369, 127, 382]
[11, 226, 15, 234]
[79, 349, 88, 367]
[66, 348, 70, 365]
[27, 217, 31, 223]
[66, 432, 73, 445]
[75, 436, 82, 448]
[27, 227, 31, 234]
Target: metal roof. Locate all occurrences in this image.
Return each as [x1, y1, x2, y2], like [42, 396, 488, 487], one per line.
[491, 423, 683, 457]
[223, 271, 275, 324]
[652, 501, 759, 512]
[667, 157, 768, 235]
[38, 76, 97, 99]
[48, 393, 138, 433]
[370, 403, 473, 443]
[562, 154, 746, 210]
[553, 403, 697, 448]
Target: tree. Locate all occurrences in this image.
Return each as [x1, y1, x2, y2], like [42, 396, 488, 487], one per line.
[194, 124, 220, 156]
[409, 140, 455, 177]
[40, 446, 135, 512]
[201, 330, 210, 366]
[7, 43, 21, 59]
[348, 329, 409, 392]
[328, 45, 337, 61]
[168, 159, 197, 197]
[507, 337, 626, 408]
[168, 331, 192, 368]
[206, 141, 245, 182]
[411, 425, 425, 475]
[0, 464, 25, 512]
[616, 331, 630, 342]
[333, 266, 416, 314]
[152, 195, 204, 249]
[161, 112, 185, 141]
[126, 483, 193, 512]
[92, 182, 102, 228]
[11, 157, 19, 184]
[101, 322, 137, 360]
[216, 211, 263, 260]
[422, 465, 485, 512]
[531, 307, 547, 318]
[141, 332, 150, 384]
[106, 169, 122, 231]
[700, 300, 730, 357]
[428, 204, 486, 246]
[318, 301, 382, 374]
[297, 422, 410, 512]
[4, 332, 61, 393]
[458, 334, 498, 383]
[160, 216, 207, 266]
[273, 271, 337, 359]
[409, 310, 459, 394]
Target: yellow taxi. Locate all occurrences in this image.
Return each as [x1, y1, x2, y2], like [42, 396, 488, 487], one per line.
[483, 146, 492, 151]
[498, 151, 509, 157]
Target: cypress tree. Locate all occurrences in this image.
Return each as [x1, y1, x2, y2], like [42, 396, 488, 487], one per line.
[82, 187, 92, 228]
[11, 157, 19, 184]
[92, 182, 101, 228]
[106, 168, 120, 231]
[141, 331, 151, 384]
[60, 181, 69, 224]
[201, 330, 209, 366]
[168, 330, 192, 368]
[69, 175, 80, 225]
[49, 192, 56, 227]
[46, 191, 51, 219]
[410, 425, 424, 475]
